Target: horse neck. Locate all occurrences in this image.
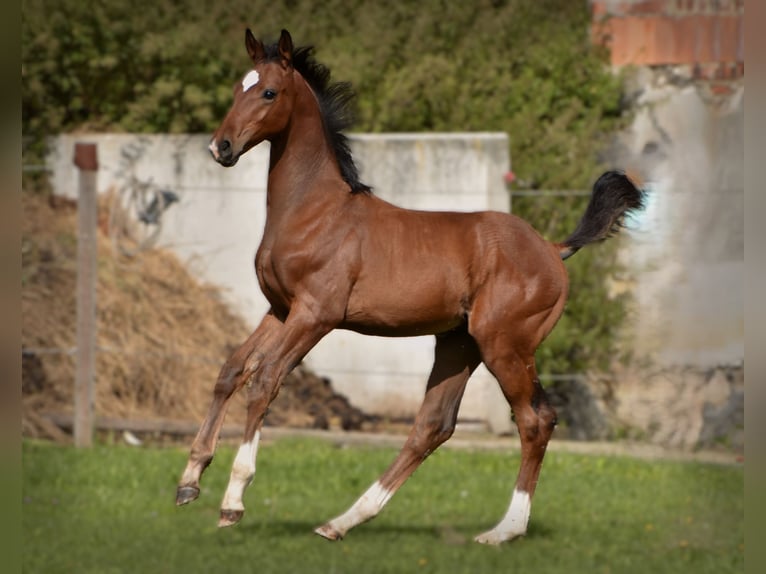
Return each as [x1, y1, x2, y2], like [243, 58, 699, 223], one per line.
[265, 73, 347, 216]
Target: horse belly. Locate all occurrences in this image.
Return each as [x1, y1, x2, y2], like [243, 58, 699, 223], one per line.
[341, 315, 465, 337]
[342, 278, 467, 337]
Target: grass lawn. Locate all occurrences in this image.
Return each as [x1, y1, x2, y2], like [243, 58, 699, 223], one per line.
[22, 437, 743, 574]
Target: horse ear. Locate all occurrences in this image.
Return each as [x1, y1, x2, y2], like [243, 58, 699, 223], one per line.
[278, 29, 293, 68]
[245, 28, 265, 63]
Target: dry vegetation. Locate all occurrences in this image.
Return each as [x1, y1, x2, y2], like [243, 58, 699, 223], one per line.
[21, 190, 371, 441]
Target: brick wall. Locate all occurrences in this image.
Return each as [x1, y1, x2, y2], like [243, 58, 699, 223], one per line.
[591, 0, 744, 80]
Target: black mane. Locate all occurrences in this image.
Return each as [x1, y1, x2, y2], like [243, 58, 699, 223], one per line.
[263, 42, 371, 194]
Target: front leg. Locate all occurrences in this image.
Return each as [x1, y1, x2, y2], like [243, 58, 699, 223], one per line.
[176, 311, 282, 506]
[217, 304, 337, 527]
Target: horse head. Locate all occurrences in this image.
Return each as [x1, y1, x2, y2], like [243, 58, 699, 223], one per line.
[209, 29, 296, 167]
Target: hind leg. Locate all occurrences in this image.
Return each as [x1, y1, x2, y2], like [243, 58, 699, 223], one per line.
[467, 261, 565, 544]
[474, 350, 557, 544]
[315, 329, 481, 540]
[176, 311, 282, 506]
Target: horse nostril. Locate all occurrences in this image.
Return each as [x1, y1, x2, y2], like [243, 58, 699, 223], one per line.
[220, 140, 231, 153]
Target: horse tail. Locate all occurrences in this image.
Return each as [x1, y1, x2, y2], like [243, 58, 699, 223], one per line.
[556, 170, 646, 261]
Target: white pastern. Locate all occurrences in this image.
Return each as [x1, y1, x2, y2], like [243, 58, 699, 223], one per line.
[475, 488, 531, 545]
[220, 431, 261, 511]
[501, 488, 531, 533]
[242, 69, 260, 92]
[324, 481, 394, 535]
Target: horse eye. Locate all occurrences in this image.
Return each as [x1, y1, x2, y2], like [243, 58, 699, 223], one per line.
[263, 89, 277, 100]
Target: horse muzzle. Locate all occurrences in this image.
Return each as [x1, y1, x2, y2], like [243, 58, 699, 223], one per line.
[209, 137, 239, 167]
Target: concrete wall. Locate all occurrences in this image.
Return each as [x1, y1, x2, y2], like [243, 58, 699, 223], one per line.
[48, 132, 515, 432]
[588, 0, 744, 369]
[581, 70, 745, 450]
[613, 70, 744, 368]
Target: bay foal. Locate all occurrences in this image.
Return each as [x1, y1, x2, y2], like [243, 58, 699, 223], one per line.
[176, 29, 644, 544]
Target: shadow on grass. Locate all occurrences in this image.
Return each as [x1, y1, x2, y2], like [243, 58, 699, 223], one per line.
[218, 517, 555, 545]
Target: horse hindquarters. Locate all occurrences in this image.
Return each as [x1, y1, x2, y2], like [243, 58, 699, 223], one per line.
[467, 250, 566, 544]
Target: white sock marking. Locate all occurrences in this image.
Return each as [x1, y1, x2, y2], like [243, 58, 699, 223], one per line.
[475, 488, 531, 544]
[499, 488, 531, 533]
[325, 481, 394, 535]
[491, 488, 531, 538]
[221, 431, 261, 511]
[242, 69, 260, 92]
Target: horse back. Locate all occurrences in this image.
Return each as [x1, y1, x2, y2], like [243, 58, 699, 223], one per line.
[341, 197, 566, 337]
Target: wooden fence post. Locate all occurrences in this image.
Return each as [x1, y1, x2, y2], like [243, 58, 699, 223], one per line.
[73, 143, 98, 447]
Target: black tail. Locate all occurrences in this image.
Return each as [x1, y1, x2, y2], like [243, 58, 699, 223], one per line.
[557, 170, 646, 260]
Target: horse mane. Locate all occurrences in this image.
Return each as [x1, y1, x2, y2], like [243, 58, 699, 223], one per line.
[263, 42, 372, 195]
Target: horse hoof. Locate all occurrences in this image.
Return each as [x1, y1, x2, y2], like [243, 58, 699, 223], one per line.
[218, 509, 244, 528]
[474, 529, 521, 545]
[176, 485, 200, 506]
[314, 523, 343, 541]
[474, 531, 503, 545]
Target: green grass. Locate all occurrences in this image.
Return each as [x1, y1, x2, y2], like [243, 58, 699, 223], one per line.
[22, 438, 743, 574]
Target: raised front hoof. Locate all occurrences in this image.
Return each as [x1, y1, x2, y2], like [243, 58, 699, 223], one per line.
[314, 523, 344, 541]
[175, 485, 200, 506]
[474, 529, 523, 546]
[218, 509, 244, 528]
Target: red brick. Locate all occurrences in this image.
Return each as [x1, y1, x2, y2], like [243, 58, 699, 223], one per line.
[594, 12, 745, 66]
[672, 16, 701, 62]
[655, 16, 682, 63]
[709, 83, 734, 95]
[692, 61, 743, 80]
[664, 0, 741, 15]
[672, 0, 694, 13]
[715, 15, 743, 61]
[692, 62, 715, 80]
[591, 0, 608, 18]
[602, 17, 651, 66]
[600, 17, 651, 66]
[688, 15, 716, 62]
[718, 0, 740, 14]
[624, 0, 669, 15]
[592, 0, 669, 18]
[711, 0, 743, 14]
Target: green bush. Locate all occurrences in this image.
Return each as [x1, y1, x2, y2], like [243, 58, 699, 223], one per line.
[22, 0, 630, 376]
